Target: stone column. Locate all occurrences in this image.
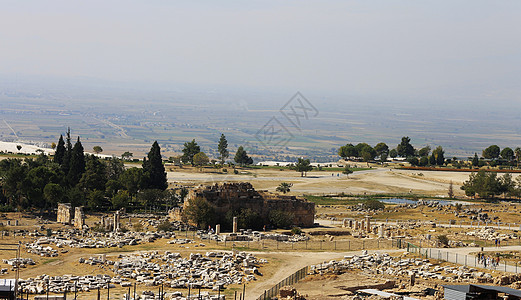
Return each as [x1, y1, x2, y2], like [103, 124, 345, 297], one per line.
[114, 211, 120, 232]
[378, 225, 385, 238]
[365, 216, 371, 232]
[233, 217, 238, 233]
[216, 224, 221, 235]
[361, 220, 365, 232]
[74, 207, 84, 230]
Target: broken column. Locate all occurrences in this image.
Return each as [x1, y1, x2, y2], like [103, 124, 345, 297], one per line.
[343, 219, 349, 228]
[74, 207, 85, 229]
[361, 220, 365, 232]
[57, 203, 73, 224]
[365, 216, 371, 232]
[233, 217, 238, 233]
[114, 211, 120, 232]
[216, 224, 221, 235]
[378, 225, 385, 238]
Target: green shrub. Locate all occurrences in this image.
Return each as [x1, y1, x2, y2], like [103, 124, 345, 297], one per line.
[363, 199, 385, 210]
[291, 227, 302, 235]
[437, 235, 449, 246]
[269, 210, 294, 229]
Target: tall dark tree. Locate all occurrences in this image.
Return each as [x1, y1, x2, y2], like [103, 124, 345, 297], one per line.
[68, 137, 86, 186]
[234, 146, 253, 166]
[472, 153, 479, 167]
[218, 134, 229, 165]
[53, 135, 66, 165]
[62, 128, 73, 173]
[397, 136, 415, 157]
[142, 141, 167, 190]
[182, 139, 200, 166]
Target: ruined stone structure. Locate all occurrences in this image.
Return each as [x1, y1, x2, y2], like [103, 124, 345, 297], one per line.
[113, 211, 120, 232]
[74, 207, 85, 229]
[57, 203, 73, 224]
[183, 183, 315, 227]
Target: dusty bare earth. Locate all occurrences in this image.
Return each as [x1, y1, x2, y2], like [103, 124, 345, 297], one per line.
[166, 166, 490, 197]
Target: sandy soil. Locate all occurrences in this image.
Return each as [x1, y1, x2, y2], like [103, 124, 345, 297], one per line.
[167, 167, 486, 197]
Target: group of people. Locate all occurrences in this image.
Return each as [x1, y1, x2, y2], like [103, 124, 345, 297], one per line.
[477, 252, 500, 269]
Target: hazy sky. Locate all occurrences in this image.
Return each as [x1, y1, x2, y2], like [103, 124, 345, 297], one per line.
[1, 1, 520, 98]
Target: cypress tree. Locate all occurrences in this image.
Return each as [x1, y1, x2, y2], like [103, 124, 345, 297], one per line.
[53, 135, 66, 165]
[218, 134, 229, 165]
[142, 141, 167, 190]
[68, 137, 86, 186]
[62, 128, 73, 173]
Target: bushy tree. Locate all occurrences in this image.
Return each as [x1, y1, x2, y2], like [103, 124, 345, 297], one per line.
[363, 199, 385, 210]
[501, 147, 514, 161]
[374, 142, 389, 157]
[193, 152, 209, 167]
[269, 210, 294, 228]
[432, 146, 445, 166]
[182, 139, 200, 166]
[338, 144, 357, 159]
[276, 182, 293, 194]
[183, 197, 215, 228]
[483, 145, 500, 159]
[295, 158, 313, 177]
[234, 146, 253, 166]
[397, 136, 415, 157]
[418, 146, 431, 157]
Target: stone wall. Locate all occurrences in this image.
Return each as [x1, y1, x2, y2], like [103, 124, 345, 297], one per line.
[183, 183, 315, 227]
[57, 203, 73, 224]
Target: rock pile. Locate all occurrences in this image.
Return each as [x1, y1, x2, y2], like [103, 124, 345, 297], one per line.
[25, 230, 174, 253]
[78, 251, 267, 290]
[465, 227, 516, 241]
[309, 252, 495, 284]
[3, 258, 35, 267]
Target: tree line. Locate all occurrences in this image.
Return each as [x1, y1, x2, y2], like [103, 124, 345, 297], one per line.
[338, 137, 521, 169]
[461, 170, 521, 200]
[0, 131, 258, 213]
[177, 134, 253, 167]
[0, 130, 172, 213]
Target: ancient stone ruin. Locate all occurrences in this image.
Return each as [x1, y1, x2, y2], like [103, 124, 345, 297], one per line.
[57, 203, 73, 224]
[182, 183, 315, 227]
[74, 207, 85, 230]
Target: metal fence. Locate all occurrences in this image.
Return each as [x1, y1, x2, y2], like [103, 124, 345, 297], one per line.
[405, 242, 521, 274]
[255, 266, 309, 300]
